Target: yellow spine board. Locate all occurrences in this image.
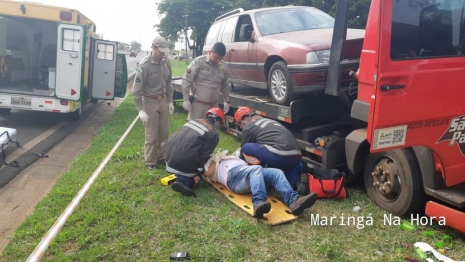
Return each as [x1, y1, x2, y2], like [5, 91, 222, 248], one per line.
[205, 178, 297, 225]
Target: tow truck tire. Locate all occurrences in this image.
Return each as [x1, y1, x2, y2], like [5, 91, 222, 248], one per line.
[268, 61, 294, 105]
[69, 107, 82, 121]
[364, 148, 425, 216]
[0, 108, 11, 114]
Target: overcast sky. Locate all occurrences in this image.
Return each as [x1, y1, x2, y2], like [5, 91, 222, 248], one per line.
[35, 0, 162, 50]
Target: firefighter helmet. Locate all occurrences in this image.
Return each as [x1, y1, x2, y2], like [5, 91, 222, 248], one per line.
[234, 106, 255, 124]
[206, 107, 225, 124]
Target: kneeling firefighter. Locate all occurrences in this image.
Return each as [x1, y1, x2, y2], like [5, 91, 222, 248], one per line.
[234, 106, 303, 189]
[161, 107, 225, 197]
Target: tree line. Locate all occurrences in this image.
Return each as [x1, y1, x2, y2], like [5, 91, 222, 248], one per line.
[155, 0, 371, 56]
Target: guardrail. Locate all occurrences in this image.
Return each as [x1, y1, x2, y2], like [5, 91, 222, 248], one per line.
[26, 116, 140, 262]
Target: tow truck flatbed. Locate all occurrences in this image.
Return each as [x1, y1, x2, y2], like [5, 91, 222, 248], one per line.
[172, 79, 349, 124]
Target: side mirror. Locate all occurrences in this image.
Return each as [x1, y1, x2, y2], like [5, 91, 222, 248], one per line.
[250, 31, 257, 43]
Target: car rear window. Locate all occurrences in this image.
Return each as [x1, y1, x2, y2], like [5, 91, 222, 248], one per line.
[255, 8, 335, 36]
[205, 21, 224, 45]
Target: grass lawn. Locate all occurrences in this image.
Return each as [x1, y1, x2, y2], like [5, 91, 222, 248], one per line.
[1, 96, 464, 261]
[170, 59, 190, 77]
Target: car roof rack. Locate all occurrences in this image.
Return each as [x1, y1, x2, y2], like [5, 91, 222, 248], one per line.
[215, 8, 244, 22]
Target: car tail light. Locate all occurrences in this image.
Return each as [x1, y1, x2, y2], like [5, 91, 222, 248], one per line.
[60, 99, 68, 106]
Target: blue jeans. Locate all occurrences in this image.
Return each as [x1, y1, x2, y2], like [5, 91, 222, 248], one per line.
[241, 143, 302, 188]
[226, 165, 300, 208]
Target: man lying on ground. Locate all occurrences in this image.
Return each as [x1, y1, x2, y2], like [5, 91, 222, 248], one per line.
[203, 151, 317, 218]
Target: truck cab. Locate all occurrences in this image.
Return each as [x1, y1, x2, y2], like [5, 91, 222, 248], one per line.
[326, 0, 465, 233]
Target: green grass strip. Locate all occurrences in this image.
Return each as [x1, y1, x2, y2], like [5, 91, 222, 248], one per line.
[2, 97, 465, 262]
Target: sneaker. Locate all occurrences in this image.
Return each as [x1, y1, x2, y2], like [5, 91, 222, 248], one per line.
[146, 164, 155, 170]
[253, 201, 271, 218]
[171, 181, 197, 197]
[290, 193, 318, 216]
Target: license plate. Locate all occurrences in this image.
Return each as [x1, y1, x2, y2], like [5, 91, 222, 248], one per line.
[11, 96, 31, 106]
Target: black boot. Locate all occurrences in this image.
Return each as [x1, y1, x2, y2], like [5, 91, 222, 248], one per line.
[171, 181, 197, 197]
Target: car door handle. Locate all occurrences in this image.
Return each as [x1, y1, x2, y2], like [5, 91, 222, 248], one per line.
[70, 54, 78, 58]
[380, 84, 405, 91]
[230, 49, 235, 53]
[104, 71, 108, 74]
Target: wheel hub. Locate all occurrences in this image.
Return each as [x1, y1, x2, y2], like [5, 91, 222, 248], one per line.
[371, 158, 401, 200]
[271, 70, 286, 100]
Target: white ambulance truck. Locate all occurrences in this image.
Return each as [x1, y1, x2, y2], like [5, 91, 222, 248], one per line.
[0, 0, 127, 120]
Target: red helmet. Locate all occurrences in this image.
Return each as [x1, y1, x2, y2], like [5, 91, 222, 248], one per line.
[234, 106, 255, 124]
[206, 107, 225, 124]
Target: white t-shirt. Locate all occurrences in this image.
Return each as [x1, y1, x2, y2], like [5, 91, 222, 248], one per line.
[216, 159, 248, 189]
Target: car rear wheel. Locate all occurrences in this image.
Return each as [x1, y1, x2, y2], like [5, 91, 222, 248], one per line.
[268, 61, 294, 105]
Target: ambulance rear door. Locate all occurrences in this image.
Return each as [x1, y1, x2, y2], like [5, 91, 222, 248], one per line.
[55, 24, 86, 101]
[90, 39, 118, 100]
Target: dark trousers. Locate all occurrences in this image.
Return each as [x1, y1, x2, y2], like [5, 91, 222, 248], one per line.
[175, 174, 201, 188]
[241, 143, 302, 188]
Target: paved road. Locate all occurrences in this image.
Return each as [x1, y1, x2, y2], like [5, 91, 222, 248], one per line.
[0, 52, 143, 253]
[126, 52, 148, 77]
[0, 92, 129, 252]
[0, 54, 140, 189]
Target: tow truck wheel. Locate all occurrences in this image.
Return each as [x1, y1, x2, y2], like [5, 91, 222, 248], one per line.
[268, 61, 294, 105]
[69, 107, 82, 121]
[363, 148, 424, 216]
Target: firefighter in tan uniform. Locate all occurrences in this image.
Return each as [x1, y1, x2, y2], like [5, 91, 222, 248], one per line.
[133, 36, 174, 170]
[182, 42, 231, 120]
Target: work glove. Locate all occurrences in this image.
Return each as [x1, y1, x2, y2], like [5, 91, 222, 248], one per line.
[223, 102, 231, 114]
[138, 110, 149, 124]
[168, 102, 174, 115]
[183, 101, 191, 112]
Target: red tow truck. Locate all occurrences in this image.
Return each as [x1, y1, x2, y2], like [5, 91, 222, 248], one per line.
[173, 0, 465, 233]
[224, 0, 465, 233]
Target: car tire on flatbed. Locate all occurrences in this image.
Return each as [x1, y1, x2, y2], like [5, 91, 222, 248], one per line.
[268, 61, 294, 105]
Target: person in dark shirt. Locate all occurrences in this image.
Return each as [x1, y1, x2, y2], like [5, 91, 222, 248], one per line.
[234, 107, 303, 188]
[161, 108, 225, 197]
